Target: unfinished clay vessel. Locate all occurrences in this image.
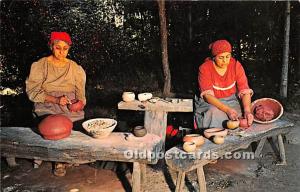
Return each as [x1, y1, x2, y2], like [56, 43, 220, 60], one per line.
[239, 118, 249, 128]
[138, 93, 152, 102]
[68, 99, 84, 112]
[133, 126, 147, 137]
[183, 134, 205, 147]
[204, 128, 228, 139]
[38, 114, 73, 140]
[183, 141, 196, 152]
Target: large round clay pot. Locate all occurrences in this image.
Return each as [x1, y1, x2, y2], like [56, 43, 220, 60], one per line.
[68, 99, 84, 112]
[183, 134, 205, 147]
[38, 114, 73, 140]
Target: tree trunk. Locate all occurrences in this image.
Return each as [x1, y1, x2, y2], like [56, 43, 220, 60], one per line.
[157, 0, 171, 97]
[280, 1, 290, 98]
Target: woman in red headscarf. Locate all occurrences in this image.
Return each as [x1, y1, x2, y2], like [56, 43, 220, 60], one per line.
[26, 32, 86, 176]
[194, 39, 254, 129]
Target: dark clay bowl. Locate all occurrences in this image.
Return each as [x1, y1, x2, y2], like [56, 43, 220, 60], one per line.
[133, 126, 147, 137]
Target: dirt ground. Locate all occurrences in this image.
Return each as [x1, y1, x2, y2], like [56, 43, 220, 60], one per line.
[1, 112, 300, 192]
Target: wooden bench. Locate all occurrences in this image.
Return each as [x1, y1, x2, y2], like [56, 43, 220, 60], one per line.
[0, 127, 163, 192]
[165, 119, 294, 192]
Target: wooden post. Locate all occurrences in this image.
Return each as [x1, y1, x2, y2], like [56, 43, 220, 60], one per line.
[197, 166, 207, 192]
[280, 0, 291, 98]
[157, 0, 172, 96]
[132, 162, 141, 192]
[144, 111, 167, 143]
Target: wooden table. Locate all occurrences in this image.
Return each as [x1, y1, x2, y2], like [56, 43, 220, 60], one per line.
[118, 98, 193, 143]
[165, 119, 294, 192]
[0, 127, 163, 192]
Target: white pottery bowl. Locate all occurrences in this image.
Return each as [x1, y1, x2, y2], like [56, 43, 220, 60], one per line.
[82, 118, 117, 139]
[138, 93, 152, 102]
[122, 92, 135, 102]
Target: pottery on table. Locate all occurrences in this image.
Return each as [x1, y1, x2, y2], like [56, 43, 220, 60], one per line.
[133, 126, 147, 137]
[203, 128, 228, 139]
[68, 99, 84, 112]
[226, 120, 240, 129]
[183, 141, 196, 152]
[213, 136, 225, 144]
[82, 118, 117, 139]
[138, 93, 153, 102]
[183, 134, 205, 147]
[239, 118, 249, 128]
[122, 92, 135, 102]
[38, 114, 73, 140]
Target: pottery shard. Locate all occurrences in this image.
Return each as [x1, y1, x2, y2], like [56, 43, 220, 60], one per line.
[254, 105, 275, 121]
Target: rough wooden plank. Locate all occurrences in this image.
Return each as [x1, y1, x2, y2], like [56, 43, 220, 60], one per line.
[118, 98, 193, 112]
[132, 162, 141, 192]
[0, 127, 163, 164]
[197, 166, 207, 192]
[175, 171, 186, 192]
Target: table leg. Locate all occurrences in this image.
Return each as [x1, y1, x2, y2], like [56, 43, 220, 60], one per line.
[254, 137, 267, 158]
[6, 157, 18, 167]
[144, 111, 167, 143]
[140, 163, 146, 188]
[277, 134, 287, 165]
[175, 171, 186, 192]
[197, 166, 207, 192]
[132, 162, 142, 192]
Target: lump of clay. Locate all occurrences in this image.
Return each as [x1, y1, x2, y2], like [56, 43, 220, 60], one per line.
[254, 105, 275, 121]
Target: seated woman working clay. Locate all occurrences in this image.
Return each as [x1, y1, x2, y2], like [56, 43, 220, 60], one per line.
[194, 39, 254, 129]
[26, 31, 86, 176]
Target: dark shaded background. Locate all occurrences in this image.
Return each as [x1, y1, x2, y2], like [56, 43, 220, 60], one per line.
[1, 0, 299, 127]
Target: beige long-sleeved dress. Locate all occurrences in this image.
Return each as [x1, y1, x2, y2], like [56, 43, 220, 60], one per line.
[26, 57, 86, 122]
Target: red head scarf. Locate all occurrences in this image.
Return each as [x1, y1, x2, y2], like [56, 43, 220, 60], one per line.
[209, 40, 232, 56]
[49, 32, 72, 45]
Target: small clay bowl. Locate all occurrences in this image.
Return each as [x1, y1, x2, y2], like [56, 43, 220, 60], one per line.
[226, 120, 240, 129]
[133, 126, 147, 137]
[213, 136, 225, 144]
[204, 128, 228, 139]
[183, 141, 196, 152]
[183, 134, 205, 147]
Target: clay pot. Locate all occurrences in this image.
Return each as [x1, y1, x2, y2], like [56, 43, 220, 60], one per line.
[183, 134, 205, 147]
[239, 118, 249, 128]
[133, 126, 147, 137]
[138, 93, 153, 102]
[183, 142, 196, 152]
[204, 128, 228, 139]
[38, 114, 73, 140]
[122, 92, 135, 102]
[68, 99, 84, 112]
[226, 120, 240, 129]
[213, 136, 225, 144]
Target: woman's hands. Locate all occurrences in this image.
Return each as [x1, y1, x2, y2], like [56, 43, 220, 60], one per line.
[226, 108, 239, 120]
[244, 111, 254, 126]
[56, 95, 71, 106]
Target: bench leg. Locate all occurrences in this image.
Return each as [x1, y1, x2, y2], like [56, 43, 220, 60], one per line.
[277, 134, 287, 165]
[197, 166, 207, 192]
[140, 163, 146, 189]
[254, 137, 267, 158]
[175, 171, 186, 192]
[6, 157, 18, 167]
[132, 162, 142, 192]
